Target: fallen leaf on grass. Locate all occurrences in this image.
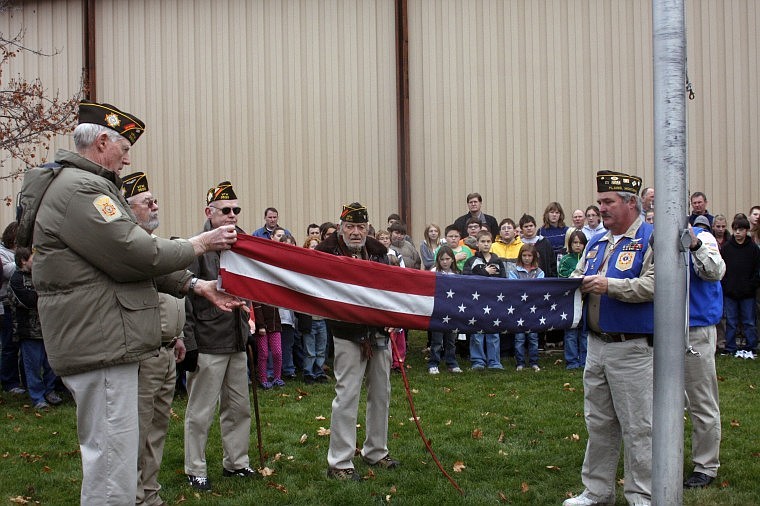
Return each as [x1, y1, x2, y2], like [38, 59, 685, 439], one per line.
[617, 478, 625, 486]
[453, 461, 466, 472]
[498, 491, 508, 502]
[266, 481, 288, 493]
[317, 427, 330, 436]
[9, 497, 29, 504]
[259, 466, 275, 477]
[748, 383, 755, 390]
[471, 428, 483, 439]
[445, 420, 452, 426]
[170, 408, 179, 420]
[554, 358, 563, 365]
[730, 419, 740, 427]
[570, 434, 580, 441]
[315, 415, 326, 420]
[498, 431, 504, 443]
[43, 465, 52, 472]
[409, 416, 420, 422]
[411, 389, 419, 394]
[546, 465, 561, 471]
[488, 393, 496, 398]
[389, 485, 397, 493]
[720, 480, 729, 488]
[175, 494, 187, 503]
[299, 434, 308, 444]
[296, 388, 309, 397]
[521, 481, 529, 493]
[366, 469, 376, 479]
[443, 387, 452, 393]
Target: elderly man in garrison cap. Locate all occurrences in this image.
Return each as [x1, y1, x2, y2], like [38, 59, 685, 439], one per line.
[564, 171, 655, 506]
[315, 202, 400, 481]
[20, 101, 244, 505]
[122, 172, 194, 506]
[183, 181, 255, 492]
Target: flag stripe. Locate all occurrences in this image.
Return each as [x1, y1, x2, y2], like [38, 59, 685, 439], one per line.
[221, 248, 435, 317]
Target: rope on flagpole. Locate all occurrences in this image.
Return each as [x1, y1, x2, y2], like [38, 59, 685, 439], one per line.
[389, 331, 464, 495]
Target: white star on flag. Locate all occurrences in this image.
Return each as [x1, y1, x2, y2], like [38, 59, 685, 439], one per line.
[539, 316, 546, 325]
[521, 293, 529, 301]
[544, 292, 551, 300]
[530, 305, 537, 313]
[442, 316, 451, 323]
[483, 305, 492, 314]
[517, 318, 524, 326]
[507, 306, 515, 314]
[458, 304, 466, 312]
[472, 292, 480, 300]
[493, 318, 502, 326]
[497, 293, 505, 301]
[468, 317, 477, 325]
[561, 312, 568, 320]
[446, 289, 455, 298]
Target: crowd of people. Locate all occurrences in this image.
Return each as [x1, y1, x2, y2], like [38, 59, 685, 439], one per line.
[2, 99, 758, 506]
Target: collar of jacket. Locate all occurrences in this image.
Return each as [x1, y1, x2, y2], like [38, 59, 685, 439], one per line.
[54, 148, 122, 188]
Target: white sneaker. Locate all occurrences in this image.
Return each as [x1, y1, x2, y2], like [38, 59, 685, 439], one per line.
[532, 365, 541, 372]
[745, 350, 755, 360]
[516, 365, 524, 371]
[428, 366, 440, 375]
[562, 490, 612, 506]
[734, 350, 745, 358]
[448, 367, 463, 373]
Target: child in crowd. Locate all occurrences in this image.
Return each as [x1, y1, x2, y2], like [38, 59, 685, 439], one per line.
[712, 214, 730, 250]
[435, 224, 473, 272]
[539, 201, 569, 262]
[509, 243, 544, 371]
[303, 237, 319, 249]
[254, 302, 283, 389]
[720, 214, 760, 358]
[427, 246, 462, 374]
[376, 230, 403, 266]
[277, 234, 300, 379]
[461, 218, 482, 253]
[463, 231, 505, 370]
[8, 247, 62, 410]
[420, 223, 445, 270]
[559, 231, 588, 369]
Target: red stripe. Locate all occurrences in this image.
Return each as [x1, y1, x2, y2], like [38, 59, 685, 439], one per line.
[222, 270, 432, 330]
[232, 234, 436, 296]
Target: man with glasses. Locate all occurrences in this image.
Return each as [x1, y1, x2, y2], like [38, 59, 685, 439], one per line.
[183, 181, 254, 492]
[453, 192, 499, 238]
[122, 171, 189, 506]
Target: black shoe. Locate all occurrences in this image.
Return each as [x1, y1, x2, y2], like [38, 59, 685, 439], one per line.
[327, 467, 361, 481]
[187, 474, 212, 491]
[316, 375, 329, 383]
[361, 454, 400, 469]
[304, 376, 316, 385]
[683, 471, 714, 489]
[223, 466, 257, 478]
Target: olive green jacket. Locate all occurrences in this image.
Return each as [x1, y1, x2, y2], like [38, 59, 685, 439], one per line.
[32, 149, 195, 376]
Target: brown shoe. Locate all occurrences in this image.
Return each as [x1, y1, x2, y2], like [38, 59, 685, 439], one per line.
[362, 454, 400, 469]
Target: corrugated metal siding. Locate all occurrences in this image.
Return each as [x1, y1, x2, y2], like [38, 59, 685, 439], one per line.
[1, 0, 758, 244]
[92, 0, 398, 239]
[0, 0, 82, 210]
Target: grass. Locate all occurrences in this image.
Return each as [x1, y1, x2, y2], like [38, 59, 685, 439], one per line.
[1, 331, 758, 505]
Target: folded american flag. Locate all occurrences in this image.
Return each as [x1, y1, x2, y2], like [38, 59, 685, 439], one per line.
[220, 235, 583, 333]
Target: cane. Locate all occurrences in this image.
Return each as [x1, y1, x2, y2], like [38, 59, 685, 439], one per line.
[248, 330, 266, 468]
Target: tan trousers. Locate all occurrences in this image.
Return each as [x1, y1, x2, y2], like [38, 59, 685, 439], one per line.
[327, 338, 392, 470]
[580, 334, 653, 506]
[136, 347, 176, 505]
[685, 325, 721, 477]
[184, 352, 251, 476]
[63, 362, 139, 506]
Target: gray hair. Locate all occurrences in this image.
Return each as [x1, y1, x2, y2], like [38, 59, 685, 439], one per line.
[73, 123, 126, 151]
[618, 192, 642, 214]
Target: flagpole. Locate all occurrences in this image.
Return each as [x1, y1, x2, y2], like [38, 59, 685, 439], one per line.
[652, 0, 688, 504]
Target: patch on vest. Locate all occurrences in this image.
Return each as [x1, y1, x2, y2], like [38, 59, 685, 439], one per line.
[615, 251, 635, 271]
[92, 195, 122, 222]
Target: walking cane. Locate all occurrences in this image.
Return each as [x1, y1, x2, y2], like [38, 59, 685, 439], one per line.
[247, 308, 265, 468]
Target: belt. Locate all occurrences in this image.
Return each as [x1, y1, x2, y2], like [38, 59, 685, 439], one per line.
[594, 332, 650, 343]
[162, 336, 180, 349]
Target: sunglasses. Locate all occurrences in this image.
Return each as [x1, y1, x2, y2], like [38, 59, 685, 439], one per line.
[211, 206, 241, 215]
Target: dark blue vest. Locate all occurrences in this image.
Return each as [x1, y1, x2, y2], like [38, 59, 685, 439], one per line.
[688, 229, 723, 327]
[583, 222, 654, 333]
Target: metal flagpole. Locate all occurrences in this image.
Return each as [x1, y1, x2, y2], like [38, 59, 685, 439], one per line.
[652, 0, 688, 504]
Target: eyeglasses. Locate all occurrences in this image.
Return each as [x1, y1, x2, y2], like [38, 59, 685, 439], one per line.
[131, 198, 158, 208]
[210, 206, 241, 215]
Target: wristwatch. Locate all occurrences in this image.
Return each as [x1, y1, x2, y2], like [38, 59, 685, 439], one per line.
[188, 277, 200, 293]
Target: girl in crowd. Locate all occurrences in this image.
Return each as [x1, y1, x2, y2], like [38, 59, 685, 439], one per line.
[319, 222, 336, 242]
[508, 243, 544, 372]
[419, 223, 444, 270]
[427, 246, 462, 374]
[539, 201, 569, 262]
[712, 214, 730, 250]
[582, 205, 606, 240]
[558, 231, 588, 369]
[376, 230, 402, 266]
[303, 237, 319, 249]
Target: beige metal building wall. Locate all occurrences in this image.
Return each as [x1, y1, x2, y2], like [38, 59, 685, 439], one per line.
[0, 0, 82, 218]
[407, 0, 759, 240]
[95, 0, 398, 239]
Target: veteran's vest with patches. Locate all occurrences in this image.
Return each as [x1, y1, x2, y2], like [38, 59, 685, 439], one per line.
[583, 223, 654, 334]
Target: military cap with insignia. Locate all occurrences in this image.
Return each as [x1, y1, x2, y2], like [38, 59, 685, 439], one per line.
[596, 170, 642, 194]
[78, 101, 145, 145]
[340, 202, 369, 223]
[121, 172, 150, 198]
[206, 181, 238, 205]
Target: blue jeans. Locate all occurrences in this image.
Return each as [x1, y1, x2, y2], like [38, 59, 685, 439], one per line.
[724, 296, 757, 353]
[470, 333, 502, 369]
[564, 327, 588, 369]
[280, 324, 296, 376]
[0, 308, 22, 391]
[515, 332, 539, 367]
[428, 331, 459, 369]
[303, 320, 328, 378]
[20, 339, 57, 404]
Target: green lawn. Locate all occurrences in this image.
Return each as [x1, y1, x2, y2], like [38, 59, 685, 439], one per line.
[1, 332, 758, 505]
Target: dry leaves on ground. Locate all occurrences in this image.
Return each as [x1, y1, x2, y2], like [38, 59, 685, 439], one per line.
[520, 482, 529, 493]
[471, 428, 483, 439]
[317, 427, 330, 436]
[452, 461, 466, 472]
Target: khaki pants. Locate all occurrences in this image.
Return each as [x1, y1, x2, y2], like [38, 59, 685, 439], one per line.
[184, 352, 251, 476]
[137, 347, 177, 505]
[63, 362, 139, 506]
[327, 338, 392, 469]
[685, 325, 721, 477]
[580, 334, 653, 505]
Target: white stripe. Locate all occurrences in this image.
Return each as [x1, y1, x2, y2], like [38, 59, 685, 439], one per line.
[221, 251, 435, 317]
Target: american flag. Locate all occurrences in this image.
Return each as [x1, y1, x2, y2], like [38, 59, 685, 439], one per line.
[220, 235, 583, 333]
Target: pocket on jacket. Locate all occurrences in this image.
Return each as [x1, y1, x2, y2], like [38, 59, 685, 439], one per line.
[116, 286, 160, 353]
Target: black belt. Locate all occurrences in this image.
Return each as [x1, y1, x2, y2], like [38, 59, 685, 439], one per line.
[595, 332, 650, 343]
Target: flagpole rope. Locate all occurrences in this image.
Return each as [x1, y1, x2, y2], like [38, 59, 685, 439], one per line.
[389, 334, 464, 495]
